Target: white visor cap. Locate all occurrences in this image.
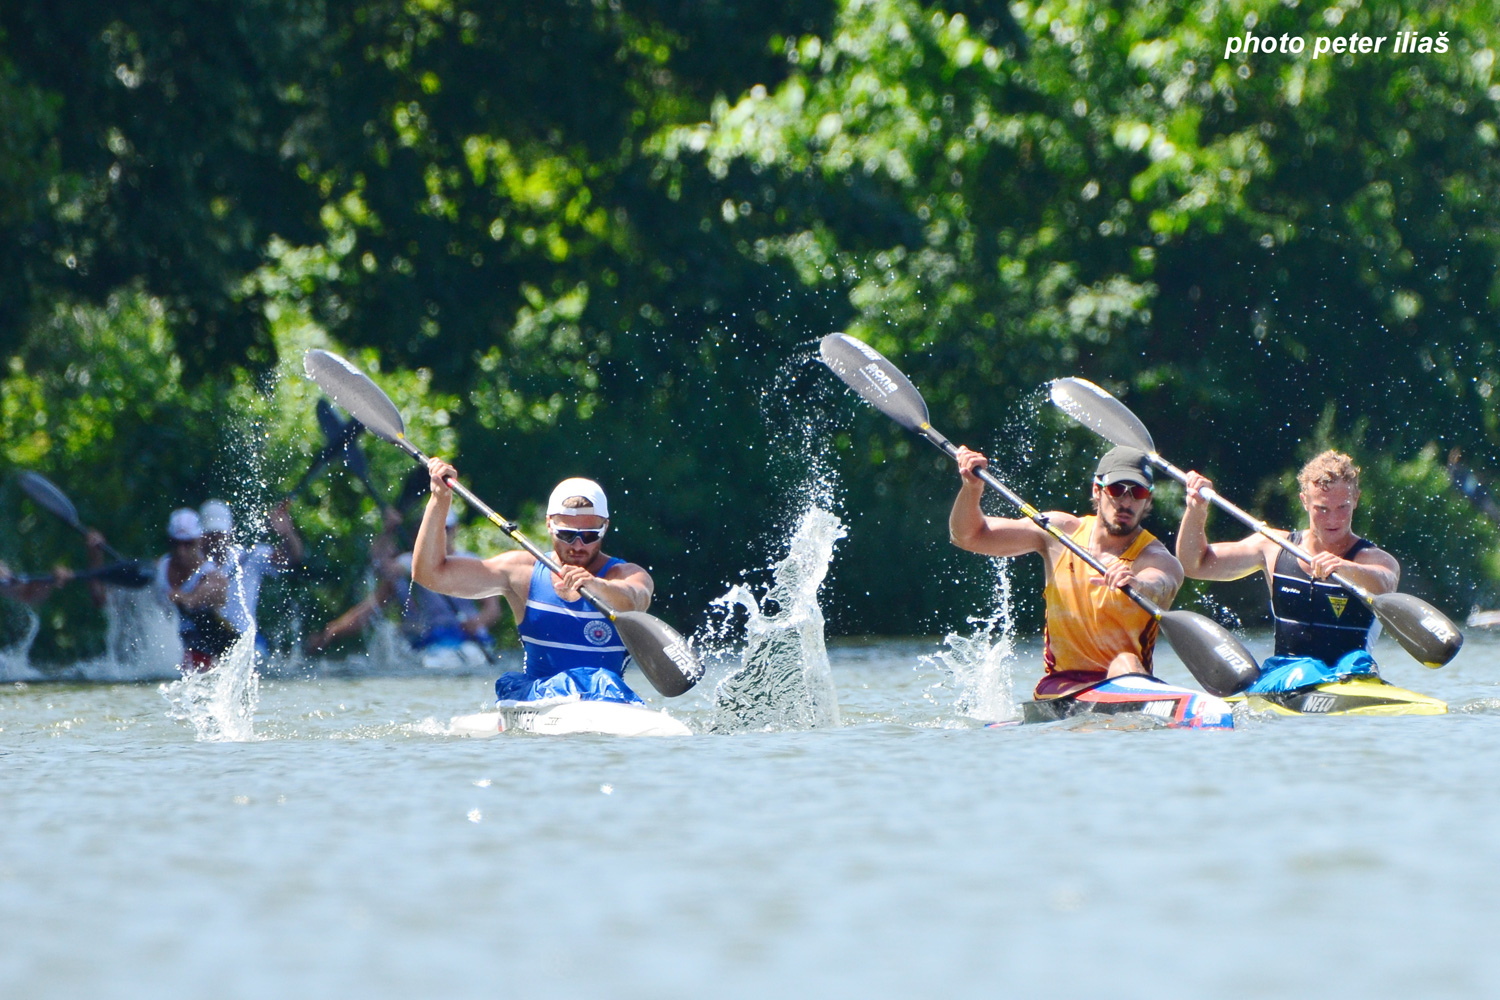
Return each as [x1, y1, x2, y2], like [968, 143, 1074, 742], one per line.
[168, 508, 204, 541]
[199, 499, 234, 534]
[547, 478, 609, 519]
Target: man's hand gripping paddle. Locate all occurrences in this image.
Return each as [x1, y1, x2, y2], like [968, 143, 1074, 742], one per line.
[303, 349, 703, 697]
[819, 333, 1260, 698]
[16, 471, 153, 588]
[1049, 376, 1462, 669]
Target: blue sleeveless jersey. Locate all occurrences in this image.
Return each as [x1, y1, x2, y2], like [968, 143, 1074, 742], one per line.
[517, 557, 629, 680]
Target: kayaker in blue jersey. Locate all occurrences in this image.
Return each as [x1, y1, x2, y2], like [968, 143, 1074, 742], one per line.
[1176, 450, 1399, 692]
[200, 498, 304, 661]
[411, 461, 652, 705]
[304, 506, 500, 664]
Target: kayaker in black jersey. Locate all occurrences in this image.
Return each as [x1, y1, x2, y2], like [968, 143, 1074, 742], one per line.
[1176, 450, 1400, 692]
[153, 508, 240, 673]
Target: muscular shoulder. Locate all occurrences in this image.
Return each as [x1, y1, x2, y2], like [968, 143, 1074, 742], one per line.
[1351, 540, 1400, 572]
[1043, 510, 1083, 534]
[1136, 537, 1183, 575]
[602, 558, 653, 585]
[487, 549, 536, 579]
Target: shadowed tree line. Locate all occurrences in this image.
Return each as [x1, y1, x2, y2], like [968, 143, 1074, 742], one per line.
[2, 0, 1499, 660]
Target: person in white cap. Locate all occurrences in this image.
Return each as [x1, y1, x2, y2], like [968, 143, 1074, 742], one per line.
[304, 505, 499, 660]
[199, 498, 304, 660]
[154, 508, 236, 672]
[411, 460, 653, 703]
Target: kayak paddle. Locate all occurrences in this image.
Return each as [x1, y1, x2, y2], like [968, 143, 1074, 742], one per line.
[17, 470, 133, 564]
[1049, 376, 1464, 668]
[9, 562, 153, 589]
[819, 333, 1260, 698]
[284, 398, 365, 502]
[302, 348, 705, 697]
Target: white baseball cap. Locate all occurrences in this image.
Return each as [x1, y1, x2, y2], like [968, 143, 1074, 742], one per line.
[199, 499, 234, 534]
[547, 478, 609, 519]
[167, 508, 204, 541]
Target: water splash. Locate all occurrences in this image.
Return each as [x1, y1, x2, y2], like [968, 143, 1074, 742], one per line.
[0, 601, 43, 682]
[925, 560, 1019, 723]
[709, 506, 845, 731]
[80, 585, 184, 681]
[161, 630, 260, 741]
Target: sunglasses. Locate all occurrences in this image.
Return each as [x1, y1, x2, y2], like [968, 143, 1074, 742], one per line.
[551, 526, 607, 545]
[1100, 482, 1152, 500]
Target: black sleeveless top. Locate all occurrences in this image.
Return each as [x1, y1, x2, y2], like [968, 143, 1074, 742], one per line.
[1269, 531, 1379, 661]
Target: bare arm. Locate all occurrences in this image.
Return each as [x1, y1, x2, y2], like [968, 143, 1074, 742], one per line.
[268, 500, 304, 570]
[948, 446, 1052, 558]
[1306, 546, 1400, 594]
[1105, 541, 1183, 608]
[1176, 471, 1272, 581]
[173, 569, 228, 611]
[410, 457, 520, 601]
[555, 562, 654, 612]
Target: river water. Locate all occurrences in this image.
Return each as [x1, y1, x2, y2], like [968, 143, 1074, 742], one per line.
[5, 500, 1500, 998]
[5, 629, 1500, 998]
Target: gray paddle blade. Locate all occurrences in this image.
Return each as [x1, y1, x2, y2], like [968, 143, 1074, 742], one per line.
[614, 611, 704, 697]
[1157, 610, 1260, 697]
[1049, 377, 1156, 453]
[819, 333, 931, 432]
[303, 350, 407, 444]
[1371, 591, 1464, 667]
[18, 471, 81, 528]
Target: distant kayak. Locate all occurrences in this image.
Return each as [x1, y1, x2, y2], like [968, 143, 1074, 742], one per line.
[1011, 674, 1235, 730]
[451, 697, 692, 737]
[1230, 676, 1447, 716]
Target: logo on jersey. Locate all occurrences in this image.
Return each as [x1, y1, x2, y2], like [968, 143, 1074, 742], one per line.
[1328, 596, 1348, 618]
[583, 619, 615, 646]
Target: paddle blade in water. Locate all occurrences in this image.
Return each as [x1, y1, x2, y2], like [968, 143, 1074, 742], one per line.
[1048, 378, 1156, 454]
[18, 471, 82, 529]
[303, 350, 407, 445]
[614, 611, 704, 697]
[1371, 591, 1463, 668]
[1157, 610, 1260, 697]
[819, 333, 931, 432]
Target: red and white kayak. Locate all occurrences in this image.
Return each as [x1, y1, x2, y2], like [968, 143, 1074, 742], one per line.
[1013, 674, 1235, 729]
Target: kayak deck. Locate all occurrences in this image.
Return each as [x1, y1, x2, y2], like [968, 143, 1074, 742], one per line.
[451, 697, 692, 737]
[1229, 676, 1447, 716]
[1016, 675, 1235, 730]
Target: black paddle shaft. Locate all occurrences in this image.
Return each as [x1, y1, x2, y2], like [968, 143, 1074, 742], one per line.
[914, 425, 1170, 620]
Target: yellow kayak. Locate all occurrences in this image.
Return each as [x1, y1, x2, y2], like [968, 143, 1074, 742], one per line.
[1229, 676, 1447, 716]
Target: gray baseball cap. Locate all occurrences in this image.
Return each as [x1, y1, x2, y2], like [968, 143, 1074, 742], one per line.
[1094, 446, 1154, 489]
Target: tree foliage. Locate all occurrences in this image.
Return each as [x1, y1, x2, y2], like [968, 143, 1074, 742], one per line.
[2, 0, 1499, 659]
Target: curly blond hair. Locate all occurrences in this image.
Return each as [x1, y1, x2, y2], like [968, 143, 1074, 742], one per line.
[1297, 450, 1361, 492]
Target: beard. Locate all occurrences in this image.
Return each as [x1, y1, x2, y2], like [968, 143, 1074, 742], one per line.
[1102, 513, 1137, 536]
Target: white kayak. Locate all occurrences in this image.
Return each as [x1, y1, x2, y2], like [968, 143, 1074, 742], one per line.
[450, 696, 692, 737]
